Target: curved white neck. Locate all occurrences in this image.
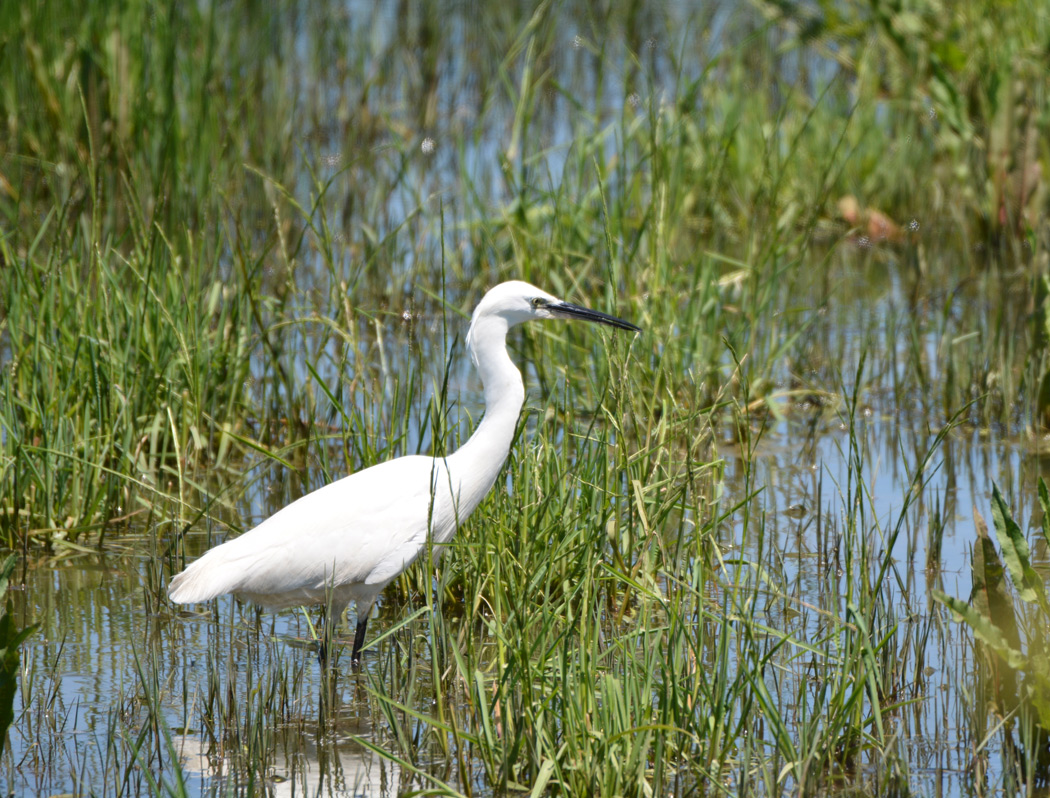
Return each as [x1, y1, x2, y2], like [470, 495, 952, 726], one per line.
[445, 315, 524, 511]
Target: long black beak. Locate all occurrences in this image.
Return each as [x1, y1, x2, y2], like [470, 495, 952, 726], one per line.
[550, 301, 641, 333]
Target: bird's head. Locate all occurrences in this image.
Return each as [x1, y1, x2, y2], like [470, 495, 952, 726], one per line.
[466, 281, 640, 365]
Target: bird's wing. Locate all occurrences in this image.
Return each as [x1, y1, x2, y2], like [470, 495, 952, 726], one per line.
[169, 455, 455, 603]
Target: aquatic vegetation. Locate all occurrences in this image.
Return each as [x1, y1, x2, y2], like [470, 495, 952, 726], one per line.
[0, 555, 36, 757]
[935, 482, 1050, 776]
[1, 0, 1049, 795]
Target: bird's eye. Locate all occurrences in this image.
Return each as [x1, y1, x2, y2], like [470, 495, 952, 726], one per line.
[530, 297, 547, 308]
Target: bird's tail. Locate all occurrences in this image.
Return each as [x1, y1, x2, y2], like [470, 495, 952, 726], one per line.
[168, 554, 229, 604]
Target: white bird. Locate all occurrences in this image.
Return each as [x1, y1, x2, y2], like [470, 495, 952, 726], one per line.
[168, 281, 640, 667]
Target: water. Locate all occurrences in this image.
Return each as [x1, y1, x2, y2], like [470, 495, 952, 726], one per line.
[7, 397, 1042, 796]
[5, 1, 1046, 795]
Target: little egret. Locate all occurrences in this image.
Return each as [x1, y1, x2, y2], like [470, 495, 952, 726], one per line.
[168, 281, 640, 667]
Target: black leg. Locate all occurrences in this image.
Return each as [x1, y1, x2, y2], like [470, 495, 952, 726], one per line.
[316, 636, 328, 668]
[316, 604, 337, 669]
[350, 616, 368, 669]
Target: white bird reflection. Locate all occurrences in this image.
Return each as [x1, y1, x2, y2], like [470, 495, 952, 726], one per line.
[173, 733, 404, 797]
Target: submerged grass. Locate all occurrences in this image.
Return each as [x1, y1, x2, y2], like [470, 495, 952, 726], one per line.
[3, 0, 1049, 795]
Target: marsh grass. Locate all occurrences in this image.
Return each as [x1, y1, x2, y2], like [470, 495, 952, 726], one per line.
[328, 384, 955, 795]
[3, 0, 1049, 795]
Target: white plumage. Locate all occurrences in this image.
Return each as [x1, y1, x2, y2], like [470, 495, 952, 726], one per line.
[168, 280, 639, 667]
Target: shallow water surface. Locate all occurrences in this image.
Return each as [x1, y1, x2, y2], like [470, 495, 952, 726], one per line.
[7, 398, 1044, 796]
[4, 0, 1047, 795]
